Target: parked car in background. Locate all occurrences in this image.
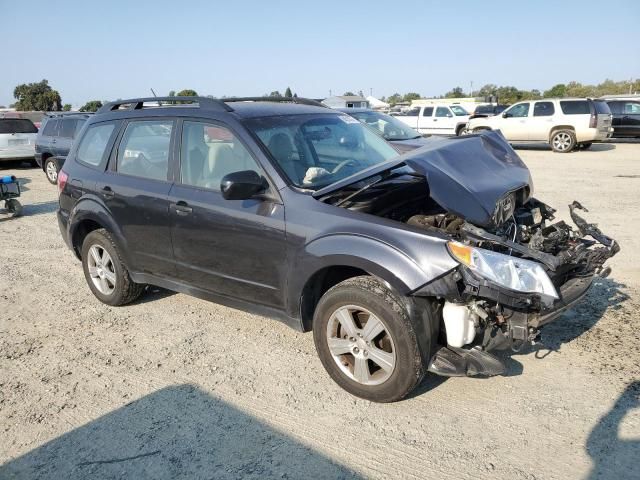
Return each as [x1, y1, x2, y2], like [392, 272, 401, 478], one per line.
[605, 99, 640, 138]
[338, 108, 432, 152]
[464, 98, 613, 152]
[57, 96, 618, 402]
[0, 111, 46, 130]
[0, 118, 38, 165]
[470, 104, 509, 118]
[35, 113, 91, 183]
[395, 104, 470, 136]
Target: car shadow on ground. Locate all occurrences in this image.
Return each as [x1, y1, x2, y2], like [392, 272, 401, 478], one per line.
[0, 200, 58, 223]
[131, 286, 177, 305]
[0, 384, 361, 480]
[585, 380, 639, 480]
[512, 143, 616, 152]
[496, 277, 629, 375]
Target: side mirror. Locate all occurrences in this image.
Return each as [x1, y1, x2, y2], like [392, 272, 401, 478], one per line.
[221, 170, 267, 200]
[502, 112, 511, 118]
[447, 113, 453, 118]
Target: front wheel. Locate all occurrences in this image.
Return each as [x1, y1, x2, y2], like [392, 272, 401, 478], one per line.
[44, 157, 59, 184]
[550, 129, 576, 153]
[313, 276, 426, 403]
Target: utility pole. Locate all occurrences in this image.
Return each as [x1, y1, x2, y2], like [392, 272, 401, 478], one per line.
[370, 87, 373, 96]
[329, 89, 332, 97]
[470, 81, 473, 97]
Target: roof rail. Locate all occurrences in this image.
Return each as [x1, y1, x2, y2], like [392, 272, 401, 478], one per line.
[222, 97, 327, 108]
[44, 111, 93, 117]
[96, 96, 233, 114]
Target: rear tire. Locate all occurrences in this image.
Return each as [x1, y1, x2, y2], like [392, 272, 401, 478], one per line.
[473, 127, 490, 134]
[313, 276, 425, 403]
[81, 228, 144, 306]
[550, 129, 576, 153]
[44, 157, 59, 184]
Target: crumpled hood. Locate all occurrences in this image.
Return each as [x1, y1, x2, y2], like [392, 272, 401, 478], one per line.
[314, 130, 533, 227]
[402, 131, 533, 226]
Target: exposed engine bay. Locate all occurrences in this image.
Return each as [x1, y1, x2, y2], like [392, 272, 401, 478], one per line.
[317, 131, 619, 376]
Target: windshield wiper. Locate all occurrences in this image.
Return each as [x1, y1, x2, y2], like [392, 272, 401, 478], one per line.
[334, 169, 420, 207]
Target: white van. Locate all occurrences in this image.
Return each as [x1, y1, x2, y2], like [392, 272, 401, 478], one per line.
[395, 104, 470, 136]
[464, 98, 613, 152]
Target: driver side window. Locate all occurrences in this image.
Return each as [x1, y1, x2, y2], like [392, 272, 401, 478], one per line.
[180, 121, 261, 191]
[506, 103, 530, 118]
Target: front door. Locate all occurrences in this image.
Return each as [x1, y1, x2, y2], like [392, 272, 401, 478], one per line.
[431, 106, 456, 135]
[495, 102, 531, 140]
[101, 118, 176, 277]
[169, 119, 287, 308]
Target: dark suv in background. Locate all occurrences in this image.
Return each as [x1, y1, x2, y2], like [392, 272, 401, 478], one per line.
[605, 99, 640, 138]
[35, 113, 91, 183]
[57, 96, 618, 402]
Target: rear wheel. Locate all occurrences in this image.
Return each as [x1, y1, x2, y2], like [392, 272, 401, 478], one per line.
[313, 276, 426, 403]
[550, 129, 576, 153]
[81, 229, 144, 306]
[44, 157, 59, 184]
[473, 127, 490, 134]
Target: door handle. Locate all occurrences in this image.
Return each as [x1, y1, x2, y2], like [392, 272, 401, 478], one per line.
[52, 139, 57, 144]
[101, 186, 115, 199]
[171, 201, 193, 216]
[433, 119, 438, 122]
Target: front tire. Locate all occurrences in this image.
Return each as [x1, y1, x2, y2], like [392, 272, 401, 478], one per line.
[550, 129, 576, 153]
[81, 228, 144, 306]
[44, 157, 59, 184]
[313, 276, 425, 403]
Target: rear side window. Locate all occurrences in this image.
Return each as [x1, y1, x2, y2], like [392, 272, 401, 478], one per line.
[405, 108, 420, 116]
[42, 119, 59, 136]
[623, 102, 640, 114]
[533, 102, 555, 117]
[560, 101, 590, 115]
[60, 119, 80, 138]
[0, 119, 38, 134]
[607, 102, 622, 114]
[423, 107, 434, 116]
[76, 123, 116, 166]
[116, 120, 173, 181]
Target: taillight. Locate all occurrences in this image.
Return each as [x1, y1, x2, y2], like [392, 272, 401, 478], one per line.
[589, 113, 597, 128]
[58, 170, 69, 193]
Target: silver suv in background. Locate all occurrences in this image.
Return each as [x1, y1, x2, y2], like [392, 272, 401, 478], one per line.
[465, 98, 612, 152]
[0, 118, 38, 164]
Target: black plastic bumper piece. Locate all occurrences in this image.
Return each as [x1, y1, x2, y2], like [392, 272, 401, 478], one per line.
[427, 346, 505, 377]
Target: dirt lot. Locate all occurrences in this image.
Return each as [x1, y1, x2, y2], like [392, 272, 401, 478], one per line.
[1, 141, 639, 480]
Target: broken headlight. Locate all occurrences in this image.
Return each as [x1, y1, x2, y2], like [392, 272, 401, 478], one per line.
[447, 241, 558, 300]
[492, 192, 516, 225]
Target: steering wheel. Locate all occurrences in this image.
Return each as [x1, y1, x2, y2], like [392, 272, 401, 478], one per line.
[331, 159, 356, 175]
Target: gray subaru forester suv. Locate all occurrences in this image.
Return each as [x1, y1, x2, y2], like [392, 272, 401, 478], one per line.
[57, 96, 619, 402]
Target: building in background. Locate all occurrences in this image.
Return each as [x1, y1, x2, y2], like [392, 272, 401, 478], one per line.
[322, 95, 369, 109]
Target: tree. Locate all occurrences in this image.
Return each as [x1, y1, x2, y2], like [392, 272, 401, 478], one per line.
[284, 87, 293, 97]
[79, 100, 103, 112]
[168, 90, 176, 97]
[444, 87, 465, 98]
[403, 92, 421, 102]
[176, 89, 198, 97]
[343, 91, 356, 96]
[543, 83, 567, 98]
[269, 91, 282, 98]
[13, 79, 62, 111]
[386, 93, 403, 105]
[63, 104, 72, 111]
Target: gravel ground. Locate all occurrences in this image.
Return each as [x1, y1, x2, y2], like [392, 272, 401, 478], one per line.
[1, 141, 639, 480]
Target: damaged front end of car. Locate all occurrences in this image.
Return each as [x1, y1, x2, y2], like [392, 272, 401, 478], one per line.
[317, 131, 620, 378]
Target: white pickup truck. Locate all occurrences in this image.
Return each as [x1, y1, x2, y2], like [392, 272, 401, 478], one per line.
[395, 104, 470, 136]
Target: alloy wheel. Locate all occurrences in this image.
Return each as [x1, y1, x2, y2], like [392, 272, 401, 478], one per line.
[326, 305, 396, 386]
[46, 161, 58, 183]
[87, 245, 116, 295]
[552, 132, 572, 152]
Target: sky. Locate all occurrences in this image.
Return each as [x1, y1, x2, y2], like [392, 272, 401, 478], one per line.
[2, 0, 639, 107]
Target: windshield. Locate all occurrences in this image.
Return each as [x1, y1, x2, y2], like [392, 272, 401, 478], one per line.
[449, 105, 469, 116]
[0, 119, 38, 134]
[348, 111, 421, 141]
[246, 114, 399, 189]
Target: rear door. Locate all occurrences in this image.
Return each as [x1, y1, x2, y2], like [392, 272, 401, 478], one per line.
[101, 118, 176, 278]
[416, 107, 434, 134]
[41, 119, 60, 155]
[620, 101, 640, 136]
[168, 118, 287, 308]
[528, 101, 556, 140]
[56, 118, 81, 157]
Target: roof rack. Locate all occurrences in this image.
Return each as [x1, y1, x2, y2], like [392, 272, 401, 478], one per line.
[44, 111, 93, 118]
[96, 96, 233, 114]
[222, 97, 327, 108]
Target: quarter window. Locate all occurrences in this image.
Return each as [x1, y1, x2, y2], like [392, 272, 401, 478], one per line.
[560, 101, 590, 115]
[117, 120, 173, 181]
[533, 102, 555, 117]
[76, 123, 116, 167]
[435, 107, 451, 117]
[180, 121, 260, 190]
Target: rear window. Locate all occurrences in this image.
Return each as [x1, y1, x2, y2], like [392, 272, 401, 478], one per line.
[560, 101, 590, 115]
[0, 119, 38, 134]
[593, 101, 611, 115]
[475, 105, 492, 114]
